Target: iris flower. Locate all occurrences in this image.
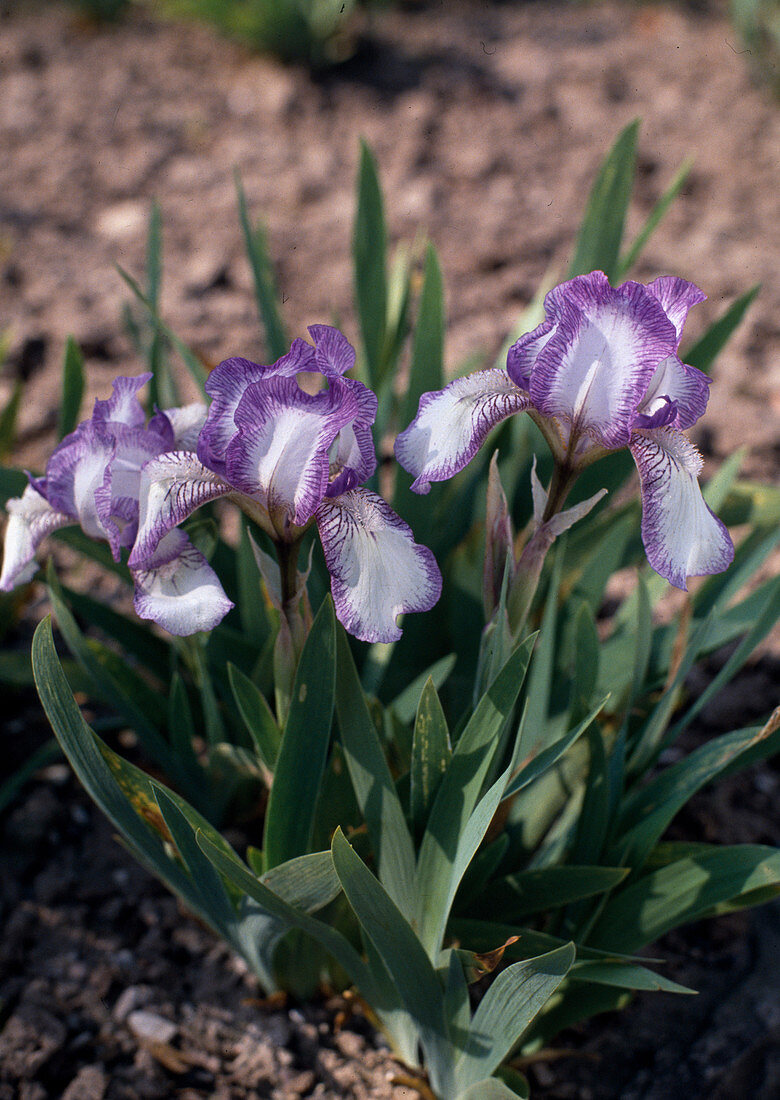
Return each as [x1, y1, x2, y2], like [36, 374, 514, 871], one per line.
[128, 326, 441, 642]
[395, 271, 734, 589]
[0, 374, 232, 633]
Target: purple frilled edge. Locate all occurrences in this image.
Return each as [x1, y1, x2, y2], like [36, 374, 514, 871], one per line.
[395, 271, 733, 590]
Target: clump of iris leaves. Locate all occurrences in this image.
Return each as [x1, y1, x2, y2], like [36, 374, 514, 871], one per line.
[2, 123, 779, 1099]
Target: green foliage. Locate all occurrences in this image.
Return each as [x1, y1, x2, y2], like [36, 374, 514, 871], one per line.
[4, 123, 778, 1098]
[156, 0, 357, 66]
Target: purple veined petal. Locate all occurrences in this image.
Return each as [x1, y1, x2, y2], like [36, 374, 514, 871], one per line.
[160, 402, 209, 451]
[92, 373, 152, 429]
[44, 423, 117, 542]
[199, 341, 317, 474]
[129, 451, 233, 567]
[646, 276, 707, 344]
[529, 279, 678, 450]
[629, 426, 734, 590]
[315, 488, 442, 643]
[226, 375, 359, 529]
[94, 424, 173, 558]
[308, 325, 356, 378]
[634, 354, 711, 431]
[132, 528, 234, 635]
[0, 486, 72, 591]
[507, 318, 555, 390]
[394, 369, 531, 494]
[325, 377, 378, 497]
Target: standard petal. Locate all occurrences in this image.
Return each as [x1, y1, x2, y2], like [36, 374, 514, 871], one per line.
[315, 488, 442, 643]
[630, 427, 734, 590]
[325, 377, 378, 497]
[132, 528, 233, 635]
[92, 373, 151, 428]
[634, 354, 711, 431]
[308, 324, 356, 378]
[529, 279, 678, 450]
[199, 340, 316, 473]
[96, 424, 173, 557]
[507, 318, 555, 390]
[0, 486, 72, 590]
[129, 452, 233, 566]
[227, 376, 358, 528]
[157, 402, 208, 451]
[44, 424, 117, 542]
[394, 369, 530, 494]
[646, 276, 706, 344]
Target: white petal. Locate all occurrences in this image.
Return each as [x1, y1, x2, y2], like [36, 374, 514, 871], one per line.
[130, 452, 232, 566]
[132, 529, 233, 635]
[394, 369, 529, 494]
[162, 402, 208, 451]
[316, 489, 441, 643]
[0, 486, 71, 591]
[630, 427, 734, 590]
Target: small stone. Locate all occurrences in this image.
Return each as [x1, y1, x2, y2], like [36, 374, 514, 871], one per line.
[127, 1009, 177, 1045]
[113, 985, 154, 1022]
[61, 1066, 108, 1100]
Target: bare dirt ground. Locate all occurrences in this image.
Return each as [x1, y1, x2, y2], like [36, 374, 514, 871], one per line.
[1, 0, 779, 1097]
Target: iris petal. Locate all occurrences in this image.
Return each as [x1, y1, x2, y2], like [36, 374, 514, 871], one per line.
[132, 528, 233, 635]
[0, 485, 71, 591]
[130, 452, 233, 567]
[316, 488, 442, 643]
[394, 369, 530, 494]
[630, 427, 734, 590]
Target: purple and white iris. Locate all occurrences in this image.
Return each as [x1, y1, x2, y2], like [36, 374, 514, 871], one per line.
[128, 326, 441, 643]
[395, 271, 734, 590]
[0, 374, 233, 634]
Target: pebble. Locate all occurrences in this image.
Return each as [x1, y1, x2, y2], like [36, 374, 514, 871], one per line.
[127, 1009, 178, 1045]
[61, 1066, 108, 1100]
[113, 985, 154, 1022]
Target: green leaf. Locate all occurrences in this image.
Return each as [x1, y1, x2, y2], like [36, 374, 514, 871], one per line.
[31, 618, 227, 934]
[454, 944, 575, 1093]
[470, 866, 628, 923]
[684, 285, 760, 375]
[0, 739, 62, 814]
[263, 597, 336, 868]
[47, 570, 177, 777]
[616, 156, 693, 279]
[331, 829, 453, 1096]
[334, 626, 416, 917]
[570, 958, 696, 995]
[52, 525, 130, 580]
[228, 661, 281, 773]
[117, 265, 208, 394]
[0, 379, 23, 458]
[589, 845, 780, 953]
[197, 829, 376, 996]
[353, 141, 387, 389]
[0, 466, 28, 505]
[61, 584, 169, 674]
[260, 850, 342, 914]
[567, 120, 639, 282]
[153, 786, 237, 934]
[415, 637, 535, 956]
[458, 1079, 526, 1100]
[616, 716, 780, 870]
[387, 653, 457, 724]
[668, 577, 780, 743]
[402, 243, 445, 428]
[235, 172, 288, 361]
[410, 677, 452, 836]
[522, 548, 563, 752]
[572, 725, 609, 866]
[504, 698, 607, 800]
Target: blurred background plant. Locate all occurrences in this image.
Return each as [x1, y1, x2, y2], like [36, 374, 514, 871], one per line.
[731, 0, 780, 94]
[57, 0, 780, 91]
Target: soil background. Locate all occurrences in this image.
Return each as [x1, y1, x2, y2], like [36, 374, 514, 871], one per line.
[1, 0, 779, 1097]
